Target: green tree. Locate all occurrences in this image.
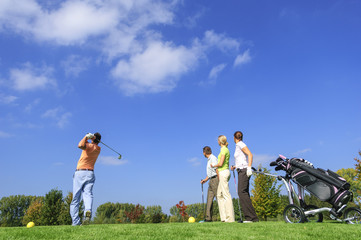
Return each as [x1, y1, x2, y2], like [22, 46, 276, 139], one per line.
[57, 192, 84, 225]
[41, 189, 63, 225]
[0, 195, 37, 227]
[58, 192, 72, 225]
[93, 202, 120, 224]
[336, 168, 361, 205]
[169, 205, 181, 222]
[22, 197, 44, 226]
[355, 151, 361, 178]
[144, 205, 165, 223]
[251, 167, 283, 221]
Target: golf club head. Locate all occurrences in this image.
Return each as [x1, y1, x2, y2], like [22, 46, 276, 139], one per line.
[118, 154, 122, 160]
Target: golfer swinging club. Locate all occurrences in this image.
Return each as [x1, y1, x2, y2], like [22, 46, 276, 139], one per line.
[70, 132, 101, 226]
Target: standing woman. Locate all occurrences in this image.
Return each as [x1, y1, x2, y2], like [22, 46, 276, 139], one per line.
[231, 131, 259, 222]
[211, 135, 235, 222]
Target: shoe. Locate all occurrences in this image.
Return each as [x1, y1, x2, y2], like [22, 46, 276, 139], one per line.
[205, 219, 212, 222]
[243, 221, 253, 223]
[83, 211, 91, 225]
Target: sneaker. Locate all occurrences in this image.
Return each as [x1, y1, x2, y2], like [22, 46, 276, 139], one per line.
[243, 221, 253, 223]
[83, 211, 91, 225]
[204, 219, 212, 222]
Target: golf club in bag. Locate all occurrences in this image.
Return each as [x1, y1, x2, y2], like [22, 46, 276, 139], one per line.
[232, 169, 243, 223]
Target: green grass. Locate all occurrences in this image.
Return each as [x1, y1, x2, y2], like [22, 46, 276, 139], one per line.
[0, 222, 360, 240]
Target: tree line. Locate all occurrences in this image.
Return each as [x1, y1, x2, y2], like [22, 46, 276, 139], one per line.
[1, 152, 360, 226]
[0, 189, 83, 227]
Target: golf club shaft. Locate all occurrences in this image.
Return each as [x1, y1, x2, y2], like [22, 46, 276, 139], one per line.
[100, 141, 121, 156]
[201, 180, 205, 220]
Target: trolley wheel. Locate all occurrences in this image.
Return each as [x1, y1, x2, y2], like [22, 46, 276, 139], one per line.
[304, 205, 323, 223]
[344, 207, 361, 224]
[283, 204, 306, 224]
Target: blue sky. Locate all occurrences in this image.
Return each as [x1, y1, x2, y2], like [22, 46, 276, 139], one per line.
[0, 0, 360, 214]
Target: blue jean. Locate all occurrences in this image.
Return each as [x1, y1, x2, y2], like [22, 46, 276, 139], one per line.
[70, 170, 95, 225]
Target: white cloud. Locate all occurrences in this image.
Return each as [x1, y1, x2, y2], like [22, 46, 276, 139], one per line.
[234, 49, 251, 67]
[0, 131, 13, 138]
[0, 93, 18, 104]
[252, 154, 277, 169]
[0, 0, 175, 46]
[293, 148, 312, 155]
[0, 0, 119, 45]
[202, 30, 240, 53]
[42, 107, 72, 128]
[99, 156, 128, 166]
[188, 157, 201, 167]
[61, 55, 91, 77]
[0, 0, 248, 95]
[209, 63, 227, 80]
[10, 62, 55, 91]
[111, 41, 198, 95]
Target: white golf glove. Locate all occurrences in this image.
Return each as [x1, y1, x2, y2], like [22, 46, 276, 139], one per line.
[246, 166, 253, 177]
[86, 133, 94, 139]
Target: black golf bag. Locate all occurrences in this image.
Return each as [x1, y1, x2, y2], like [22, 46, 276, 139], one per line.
[281, 158, 353, 210]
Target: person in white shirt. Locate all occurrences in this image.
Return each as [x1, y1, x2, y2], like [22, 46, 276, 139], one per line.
[231, 131, 259, 222]
[200, 146, 219, 222]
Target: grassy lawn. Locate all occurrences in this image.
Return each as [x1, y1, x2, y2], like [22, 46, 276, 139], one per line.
[0, 222, 360, 240]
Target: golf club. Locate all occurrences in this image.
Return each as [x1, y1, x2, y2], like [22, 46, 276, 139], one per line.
[100, 141, 122, 159]
[199, 180, 205, 223]
[232, 168, 243, 223]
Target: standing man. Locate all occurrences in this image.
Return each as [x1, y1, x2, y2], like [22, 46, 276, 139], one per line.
[200, 146, 219, 222]
[70, 132, 101, 226]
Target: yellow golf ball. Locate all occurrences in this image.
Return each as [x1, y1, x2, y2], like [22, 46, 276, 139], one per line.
[27, 222, 35, 228]
[188, 217, 195, 223]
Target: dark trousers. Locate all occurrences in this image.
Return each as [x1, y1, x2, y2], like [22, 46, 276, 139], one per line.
[206, 177, 219, 221]
[238, 169, 259, 222]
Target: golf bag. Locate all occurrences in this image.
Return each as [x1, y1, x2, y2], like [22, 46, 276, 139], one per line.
[274, 157, 353, 210]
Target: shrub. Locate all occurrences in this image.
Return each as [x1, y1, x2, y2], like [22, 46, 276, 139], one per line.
[22, 197, 44, 226]
[124, 204, 144, 223]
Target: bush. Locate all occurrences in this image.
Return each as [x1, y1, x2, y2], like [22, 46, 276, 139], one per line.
[124, 204, 144, 223]
[169, 215, 179, 223]
[144, 205, 165, 223]
[94, 202, 146, 224]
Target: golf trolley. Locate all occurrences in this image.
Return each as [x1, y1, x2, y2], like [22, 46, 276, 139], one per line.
[253, 155, 361, 224]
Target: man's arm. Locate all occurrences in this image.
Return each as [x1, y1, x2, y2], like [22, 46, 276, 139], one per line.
[78, 136, 88, 150]
[201, 176, 209, 184]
